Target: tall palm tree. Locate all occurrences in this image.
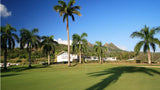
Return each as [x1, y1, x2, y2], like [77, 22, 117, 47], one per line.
[93, 41, 107, 64]
[72, 33, 88, 64]
[20, 28, 40, 68]
[131, 25, 160, 64]
[0, 24, 19, 69]
[53, 0, 81, 66]
[41, 35, 58, 65]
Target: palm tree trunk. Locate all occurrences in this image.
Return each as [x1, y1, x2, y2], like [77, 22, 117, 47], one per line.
[148, 49, 151, 64]
[48, 54, 50, 65]
[29, 49, 31, 68]
[79, 48, 81, 64]
[4, 47, 7, 69]
[67, 18, 71, 66]
[100, 56, 102, 64]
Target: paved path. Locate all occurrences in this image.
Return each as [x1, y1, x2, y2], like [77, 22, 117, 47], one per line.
[137, 66, 160, 68]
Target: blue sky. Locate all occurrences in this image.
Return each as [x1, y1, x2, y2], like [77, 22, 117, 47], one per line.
[1, 0, 160, 51]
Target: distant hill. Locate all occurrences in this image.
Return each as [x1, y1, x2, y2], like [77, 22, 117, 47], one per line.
[87, 42, 123, 52]
[57, 42, 124, 53]
[88, 42, 94, 48]
[103, 43, 123, 51]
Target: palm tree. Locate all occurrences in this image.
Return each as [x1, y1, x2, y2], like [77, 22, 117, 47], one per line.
[41, 35, 58, 65]
[131, 25, 160, 64]
[20, 28, 40, 68]
[53, 0, 81, 66]
[72, 33, 88, 64]
[93, 41, 107, 64]
[1, 24, 19, 69]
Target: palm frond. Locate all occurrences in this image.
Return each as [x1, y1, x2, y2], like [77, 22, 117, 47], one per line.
[149, 29, 156, 37]
[95, 41, 102, 46]
[81, 33, 88, 38]
[32, 28, 39, 34]
[42, 36, 47, 39]
[41, 35, 57, 54]
[6, 24, 17, 32]
[71, 6, 81, 10]
[130, 31, 144, 39]
[70, 14, 75, 21]
[143, 43, 148, 53]
[0, 27, 6, 33]
[58, 0, 67, 7]
[68, 0, 75, 7]
[154, 26, 160, 33]
[8, 38, 12, 49]
[81, 39, 87, 44]
[53, 5, 62, 12]
[72, 10, 82, 16]
[72, 34, 80, 42]
[59, 11, 65, 16]
[53, 41, 58, 45]
[150, 43, 156, 52]
[151, 38, 160, 47]
[50, 35, 54, 39]
[12, 33, 19, 43]
[134, 41, 144, 55]
[63, 14, 68, 22]
[8, 35, 16, 49]
[1, 24, 18, 50]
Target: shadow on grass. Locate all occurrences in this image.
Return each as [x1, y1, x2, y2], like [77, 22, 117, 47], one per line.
[86, 66, 160, 90]
[71, 63, 78, 67]
[1, 73, 22, 77]
[1, 64, 49, 73]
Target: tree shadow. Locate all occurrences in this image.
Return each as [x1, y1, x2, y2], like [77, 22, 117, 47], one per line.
[1, 64, 49, 73]
[86, 66, 160, 90]
[1, 73, 22, 77]
[71, 63, 78, 67]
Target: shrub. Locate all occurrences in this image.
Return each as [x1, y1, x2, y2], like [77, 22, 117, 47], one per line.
[86, 60, 99, 63]
[19, 54, 27, 59]
[9, 53, 19, 59]
[81, 58, 85, 63]
[16, 59, 22, 63]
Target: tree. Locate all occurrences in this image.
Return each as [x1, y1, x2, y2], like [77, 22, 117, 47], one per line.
[93, 41, 107, 64]
[20, 28, 40, 67]
[53, 0, 81, 66]
[131, 25, 160, 64]
[0, 24, 19, 69]
[41, 35, 58, 65]
[72, 33, 88, 64]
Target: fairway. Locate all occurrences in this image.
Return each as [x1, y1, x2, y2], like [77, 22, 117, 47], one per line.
[1, 64, 160, 90]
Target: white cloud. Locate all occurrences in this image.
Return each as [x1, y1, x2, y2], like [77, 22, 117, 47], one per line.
[55, 38, 72, 45]
[117, 45, 127, 50]
[0, 4, 12, 17]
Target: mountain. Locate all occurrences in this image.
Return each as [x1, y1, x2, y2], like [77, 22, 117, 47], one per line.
[87, 42, 123, 52]
[58, 42, 123, 52]
[88, 42, 94, 48]
[103, 42, 123, 51]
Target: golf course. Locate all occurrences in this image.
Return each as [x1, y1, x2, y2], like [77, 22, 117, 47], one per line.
[1, 64, 160, 90]
[1, 0, 160, 90]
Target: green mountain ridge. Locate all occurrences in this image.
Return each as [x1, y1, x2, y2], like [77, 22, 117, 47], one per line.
[88, 42, 123, 52]
[104, 42, 123, 51]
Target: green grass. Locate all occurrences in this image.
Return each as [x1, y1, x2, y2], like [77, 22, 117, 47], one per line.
[1, 63, 160, 90]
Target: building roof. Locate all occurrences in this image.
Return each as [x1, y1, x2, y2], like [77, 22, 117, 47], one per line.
[56, 51, 66, 56]
[56, 51, 77, 56]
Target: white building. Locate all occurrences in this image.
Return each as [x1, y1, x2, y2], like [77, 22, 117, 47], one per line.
[85, 56, 117, 61]
[0, 63, 20, 67]
[56, 51, 78, 62]
[85, 56, 99, 61]
[103, 57, 117, 61]
[128, 58, 135, 60]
